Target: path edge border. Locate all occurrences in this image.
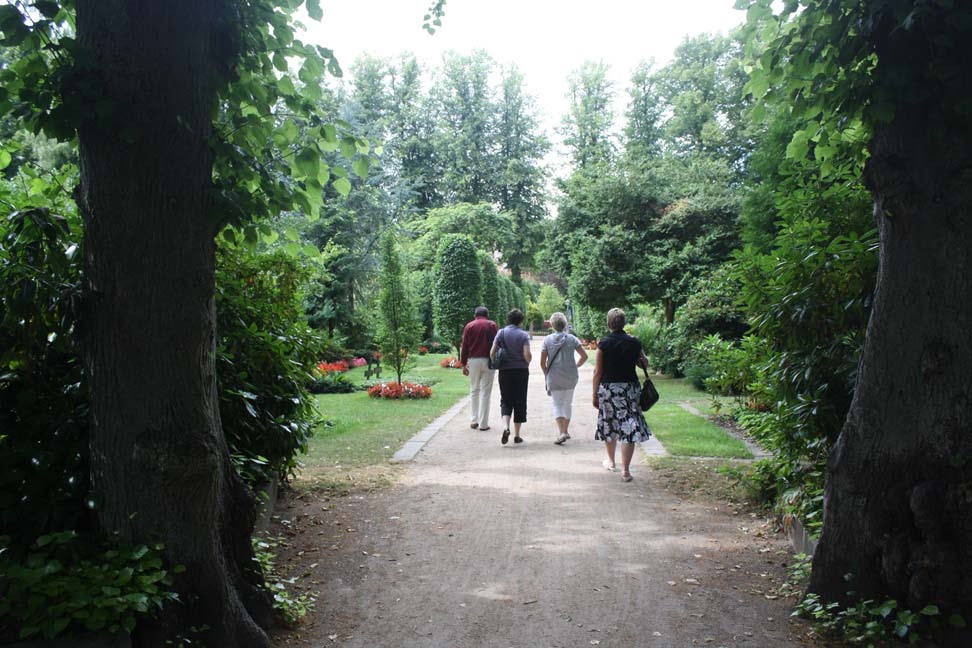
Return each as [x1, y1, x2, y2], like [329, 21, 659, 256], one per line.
[390, 395, 471, 463]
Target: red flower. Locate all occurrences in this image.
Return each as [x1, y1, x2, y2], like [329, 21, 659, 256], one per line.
[317, 360, 350, 374]
[367, 381, 432, 399]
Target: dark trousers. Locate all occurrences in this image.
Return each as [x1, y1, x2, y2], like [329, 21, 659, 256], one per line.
[498, 368, 529, 423]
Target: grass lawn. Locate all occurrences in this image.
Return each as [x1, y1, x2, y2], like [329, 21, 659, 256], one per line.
[645, 375, 752, 459]
[300, 354, 468, 489]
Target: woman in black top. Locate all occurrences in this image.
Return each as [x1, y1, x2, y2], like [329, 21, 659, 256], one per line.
[592, 307, 652, 482]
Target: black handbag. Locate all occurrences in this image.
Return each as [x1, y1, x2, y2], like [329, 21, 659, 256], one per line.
[639, 365, 659, 411]
[489, 330, 507, 370]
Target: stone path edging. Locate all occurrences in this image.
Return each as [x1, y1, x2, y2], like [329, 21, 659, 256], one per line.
[390, 395, 470, 463]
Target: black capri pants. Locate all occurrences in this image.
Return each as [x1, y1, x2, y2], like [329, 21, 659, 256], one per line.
[498, 368, 529, 423]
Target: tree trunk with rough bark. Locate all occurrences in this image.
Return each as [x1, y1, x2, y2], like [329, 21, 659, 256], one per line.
[75, 2, 272, 646]
[809, 17, 972, 644]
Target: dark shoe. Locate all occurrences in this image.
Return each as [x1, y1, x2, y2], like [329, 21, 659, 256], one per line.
[501, 429, 510, 445]
[554, 433, 568, 445]
[470, 422, 479, 429]
[514, 436, 523, 444]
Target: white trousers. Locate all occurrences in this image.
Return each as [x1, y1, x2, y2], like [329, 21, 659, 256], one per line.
[550, 388, 575, 420]
[467, 357, 495, 427]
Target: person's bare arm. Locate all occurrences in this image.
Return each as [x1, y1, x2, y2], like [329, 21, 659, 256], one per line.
[637, 350, 650, 371]
[540, 348, 548, 375]
[576, 345, 589, 367]
[592, 348, 604, 408]
[523, 343, 532, 366]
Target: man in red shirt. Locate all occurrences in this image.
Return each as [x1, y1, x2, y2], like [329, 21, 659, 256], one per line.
[460, 306, 498, 430]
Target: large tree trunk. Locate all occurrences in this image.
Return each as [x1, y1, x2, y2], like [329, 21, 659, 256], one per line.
[809, 19, 972, 642]
[76, 2, 272, 646]
[663, 297, 674, 325]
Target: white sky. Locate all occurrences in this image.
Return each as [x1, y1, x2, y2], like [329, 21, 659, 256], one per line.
[302, 0, 745, 173]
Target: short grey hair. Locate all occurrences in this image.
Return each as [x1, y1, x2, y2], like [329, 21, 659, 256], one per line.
[607, 307, 626, 332]
[550, 312, 568, 332]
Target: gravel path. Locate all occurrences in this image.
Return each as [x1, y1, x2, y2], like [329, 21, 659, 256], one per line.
[271, 340, 819, 648]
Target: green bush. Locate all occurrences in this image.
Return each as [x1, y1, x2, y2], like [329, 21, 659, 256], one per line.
[732, 221, 877, 469]
[0, 204, 88, 545]
[307, 371, 356, 394]
[0, 531, 179, 640]
[215, 246, 326, 484]
[626, 307, 665, 364]
[689, 334, 770, 396]
[649, 264, 748, 376]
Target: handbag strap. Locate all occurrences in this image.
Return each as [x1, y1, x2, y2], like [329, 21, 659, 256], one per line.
[639, 356, 651, 380]
[547, 342, 565, 369]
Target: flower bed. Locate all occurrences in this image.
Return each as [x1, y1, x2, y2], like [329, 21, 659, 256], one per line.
[421, 340, 453, 354]
[366, 381, 432, 399]
[439, 357, 462, 369]
[317, 360, 350, 374]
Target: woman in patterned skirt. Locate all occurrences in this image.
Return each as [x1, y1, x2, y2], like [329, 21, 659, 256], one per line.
[591, 307, 652, 482]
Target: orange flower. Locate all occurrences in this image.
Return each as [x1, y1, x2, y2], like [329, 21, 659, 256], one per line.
[367, 381, 433, 399]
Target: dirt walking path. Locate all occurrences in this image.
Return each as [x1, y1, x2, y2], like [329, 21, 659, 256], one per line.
[272, 339, 820, 647]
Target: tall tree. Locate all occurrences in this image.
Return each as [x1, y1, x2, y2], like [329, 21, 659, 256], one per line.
[494, 65, 549, 280]
[561, 61, 615, 170]
[0, 0, 352, 644]
[348, 55, 390, 141]
[376, 231, 420, 384]
[624, 60, 664, 163]
[744, 0, 972, 636]
[387, 54, 441, 211]
[654, 33, 750, 163]
[74, 2, 271, 645]
[432, 50, 497, 204]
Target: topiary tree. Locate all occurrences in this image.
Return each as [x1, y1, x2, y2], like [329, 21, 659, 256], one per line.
[478, 250, 500, 319]
[376, 231, 421, 385]
[496, 273, 511, 319]
[498, 274, 518, 321]
[432, 234, 482, 351]
[512, 284, 526, 313]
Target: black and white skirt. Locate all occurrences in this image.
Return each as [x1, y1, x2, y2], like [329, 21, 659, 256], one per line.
[595, 381, 652, 443]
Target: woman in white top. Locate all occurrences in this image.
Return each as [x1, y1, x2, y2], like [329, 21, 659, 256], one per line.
[540, 311, 589, 445]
